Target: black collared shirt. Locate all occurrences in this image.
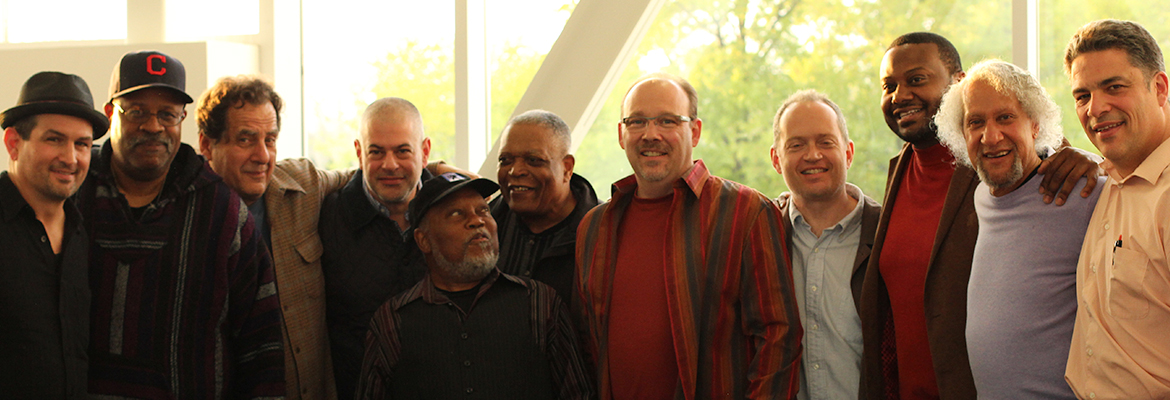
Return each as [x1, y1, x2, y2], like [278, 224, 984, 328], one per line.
[0, 172, 90, 398]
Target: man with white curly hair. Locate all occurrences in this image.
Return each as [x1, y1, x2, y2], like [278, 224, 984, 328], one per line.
[935, 59, 1104, 399]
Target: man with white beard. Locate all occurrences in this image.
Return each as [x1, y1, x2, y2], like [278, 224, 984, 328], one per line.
[934, 59, 1103, 399]
[355, 172, 592, 400]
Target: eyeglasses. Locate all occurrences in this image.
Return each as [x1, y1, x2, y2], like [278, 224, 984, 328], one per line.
[621, 114, 693, 131]
[114, 104, 186, 127]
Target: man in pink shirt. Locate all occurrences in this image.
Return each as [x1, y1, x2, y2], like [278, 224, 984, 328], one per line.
[1063, 19, 1170, 399]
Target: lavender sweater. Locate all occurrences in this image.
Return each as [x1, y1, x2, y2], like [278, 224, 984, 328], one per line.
[966, 175, 1104, 400]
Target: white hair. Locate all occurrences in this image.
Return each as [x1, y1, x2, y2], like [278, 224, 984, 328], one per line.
[935, 59, 1064, 168]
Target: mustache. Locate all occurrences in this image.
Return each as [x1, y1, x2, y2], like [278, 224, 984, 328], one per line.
[637, 142, 670, 153]
[467, 229, 493, 246]
[125, 132, 174, 149]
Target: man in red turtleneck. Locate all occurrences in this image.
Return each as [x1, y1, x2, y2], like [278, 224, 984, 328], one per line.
[859, 32, 1102, 400]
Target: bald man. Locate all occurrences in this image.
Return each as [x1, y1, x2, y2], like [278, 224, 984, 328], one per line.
[318, 97, 432, 400]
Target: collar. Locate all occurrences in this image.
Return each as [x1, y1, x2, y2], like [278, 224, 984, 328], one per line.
[266, 160, 309, 196]
[611, 159, 711, 199]
[783, 183, 866, 236]
[1104, 136, 1170, 185]
[397, 268, 530, 313]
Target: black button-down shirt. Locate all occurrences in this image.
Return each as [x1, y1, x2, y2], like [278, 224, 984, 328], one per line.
[0, 172, 90, 398]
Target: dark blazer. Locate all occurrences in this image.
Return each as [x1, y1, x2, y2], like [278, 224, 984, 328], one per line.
[776, 187, 881, 314]
[860, 143, 979, 400]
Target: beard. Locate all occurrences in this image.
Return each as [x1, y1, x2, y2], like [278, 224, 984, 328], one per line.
[433, 241, 497, 283]
[974, 154, 1025, 192]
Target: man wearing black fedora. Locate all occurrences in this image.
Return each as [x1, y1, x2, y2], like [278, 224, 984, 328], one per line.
[0, 71, 106, 399]
[76, 50, 285, 399]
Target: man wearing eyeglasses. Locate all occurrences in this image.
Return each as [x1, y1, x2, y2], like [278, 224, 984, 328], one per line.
[77, 50, 285, 399]
[575, 73, 801, 399]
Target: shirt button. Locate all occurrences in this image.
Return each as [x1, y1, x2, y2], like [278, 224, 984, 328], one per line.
[813, 364, 820, 370]
[523, 271, 531, 277]
[465, 387, 474, 394]
[813, 248, 819, 253]
[464, 360, 472, 367]
[812, 324, 818, 330]
[41, 235, 47, 242]
[1104, 223, 1111, 230]
[461, 333, 469, 339]
[810, 285, 818, 292]
[295, 347, 301, 354]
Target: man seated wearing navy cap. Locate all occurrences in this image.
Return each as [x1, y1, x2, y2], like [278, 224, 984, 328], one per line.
[1, 71, 106, 399]
[355, 172, 592, 400]
[76, 50, 284, 399]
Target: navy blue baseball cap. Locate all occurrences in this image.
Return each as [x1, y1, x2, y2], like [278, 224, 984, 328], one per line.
[108, 50, 194, 104]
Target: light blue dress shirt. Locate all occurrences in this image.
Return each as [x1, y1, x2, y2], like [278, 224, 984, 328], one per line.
[783, 183, 866, 400]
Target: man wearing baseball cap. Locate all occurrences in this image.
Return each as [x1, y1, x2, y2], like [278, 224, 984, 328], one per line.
[0, 71, 105, 398]
[355, 172, 591, 399]
[77, 50, 285, 399]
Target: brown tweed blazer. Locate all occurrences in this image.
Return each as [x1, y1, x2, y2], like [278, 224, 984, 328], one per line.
[265, 158, 354, 400]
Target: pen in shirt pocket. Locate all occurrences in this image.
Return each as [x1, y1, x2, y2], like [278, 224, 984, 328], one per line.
[1113, 235, 1123, 265]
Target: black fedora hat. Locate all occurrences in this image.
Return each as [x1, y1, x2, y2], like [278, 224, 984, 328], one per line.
[1, 71, 110, 138]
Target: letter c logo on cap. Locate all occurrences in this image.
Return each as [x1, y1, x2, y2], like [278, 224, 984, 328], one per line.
[146, 54, 167, 76]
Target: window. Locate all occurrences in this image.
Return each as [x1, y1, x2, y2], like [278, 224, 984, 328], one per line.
[1, 0, 126, 43]
[573, 0, 1012, 199]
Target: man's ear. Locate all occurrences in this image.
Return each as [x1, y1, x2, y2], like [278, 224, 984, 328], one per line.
[199, 133, 214, 161]
[354, 139, 364, 166]
[414, 227, 431, 255]
[769, 145, 783, 176]
[420, 137, 432, 165]
[4, 127, 22, 160]
[104, 103, 114, 118]
[562, 154, 575, 182]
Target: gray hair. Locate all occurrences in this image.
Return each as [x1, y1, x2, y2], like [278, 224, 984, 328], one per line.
[504, 109, 571, 155]
[360, 97, 423, 137]
[936, 59, 1063, 168]
[772, 89, 850, 145]
[1064, 19, 1164, 80]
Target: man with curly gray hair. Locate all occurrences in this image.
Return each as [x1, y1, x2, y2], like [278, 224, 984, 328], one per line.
[934, 59, 1104, 399]
[935, 59, 1066, 192]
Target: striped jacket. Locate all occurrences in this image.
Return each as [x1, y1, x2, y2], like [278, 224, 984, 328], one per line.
[575, 160, 802, 399]
[79, 143, 285, 399]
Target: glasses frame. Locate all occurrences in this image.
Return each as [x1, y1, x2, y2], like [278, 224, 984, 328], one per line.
[114, 104, 187, 127]
[620, 114, 694, 131]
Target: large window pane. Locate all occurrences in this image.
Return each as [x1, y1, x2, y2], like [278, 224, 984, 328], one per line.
[302, 1, 455, 170]
[3, 0, 126, 43]
[166, 0, 259, 40]
[303, 0, 573, 171]
[1038, 2, 1170, 155]
[574, 0, 1012, 200]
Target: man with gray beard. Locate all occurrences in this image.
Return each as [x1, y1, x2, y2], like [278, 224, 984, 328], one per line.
[934, 59, 1103, 399]
[355, 172, 592, 400]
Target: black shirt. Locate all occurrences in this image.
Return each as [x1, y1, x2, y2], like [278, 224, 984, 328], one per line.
[0, 172, 90, 398]
[489, 173, 600, 299]
[319, 170, 430, 400]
